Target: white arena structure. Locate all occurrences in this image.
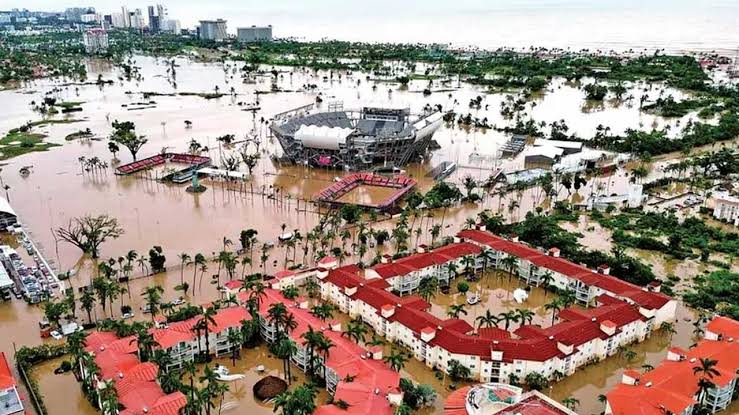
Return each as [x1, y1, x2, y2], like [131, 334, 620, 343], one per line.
[270, 104, 444, 170]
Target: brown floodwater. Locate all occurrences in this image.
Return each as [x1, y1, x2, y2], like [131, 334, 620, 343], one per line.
[0, 56, 733, 415]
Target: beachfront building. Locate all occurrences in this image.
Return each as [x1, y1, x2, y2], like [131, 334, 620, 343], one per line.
[199, 19, 227, 41]
[712, 191, 739, 226]
[444, 384, 578, 415]
[606, 316, 739, 415]
[237, 25, 272, 42]
[457, 228, 676, 326]
[82, 28, 108, 54]
[0, 352, 24, 415]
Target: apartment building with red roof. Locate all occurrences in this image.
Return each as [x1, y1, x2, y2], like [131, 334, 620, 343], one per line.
[364, 242, 482, 295]
[311, 258, 654, 385]
[233, 287, 403, 415]
[456, 228, 676, 327]
[0, 352, 23, 415]
[606, 316, 739, 415]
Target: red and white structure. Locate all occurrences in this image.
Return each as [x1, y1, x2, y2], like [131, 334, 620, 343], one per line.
[0, 352, 23, 415]
[606, 316, 739, 415]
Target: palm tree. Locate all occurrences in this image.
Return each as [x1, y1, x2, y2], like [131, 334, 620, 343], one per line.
[475, 310, 499, 329]
[693, 358, 720, 405]
[301, 327, 323, 379]
[394, 403, 412, 415]
[178, 253, 191, 286]
[142, 286, 164, 322]
[515, 308, 535, 327]
[383, 350, 408, 372]
[275, 336, 297, 383]
[316, 336, 334, 381]
[227, 329, 243, 366]
[500, 255, 518, 281]
[499, 311, 519, 330]
[417, 277, 438, 302]
[198, 306, 218, 361]
[477, 250, 495, 278]
[343, 321, 368, 344]
[268, 302, 288, 337]
[447, 303, 467, 319]
[544, 300, 562, 326]
[190, 253, 206, 294]
[80, 289, 96, 323]
[310, 303, 335, 321]
[539, 271, 554, 292]
[561, 397, 580, 411]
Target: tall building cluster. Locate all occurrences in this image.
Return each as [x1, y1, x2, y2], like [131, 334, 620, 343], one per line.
[102, 4, 179, 33]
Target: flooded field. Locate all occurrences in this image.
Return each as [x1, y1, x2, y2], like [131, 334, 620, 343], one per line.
[0, 55, 734, 415]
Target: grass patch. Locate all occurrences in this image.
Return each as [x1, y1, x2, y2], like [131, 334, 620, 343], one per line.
[0, 131, 59, 160]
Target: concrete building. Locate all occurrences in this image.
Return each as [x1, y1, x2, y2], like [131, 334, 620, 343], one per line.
[237, 25, 272, 42]
[199, 19, 227, 41]
[80, 13, 101, 24]
[121, 6, 130, 28]
[82, 28, 109, 54]
[606, 316, 739, 415]
[147, 5, 159, 32]
[161, 19, 180, 34]
[712, 191, 739, 226]
[130, 9, 145, 30]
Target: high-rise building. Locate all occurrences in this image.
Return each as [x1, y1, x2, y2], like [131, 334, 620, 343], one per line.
[83, 28, 109, 54]
[130, 9, 144, 30]
[147, 5, 159, 32]
[161, 19, 181, 34]
[121, 6, 130, 28]
[156, 4, 167, 21]
[237, 25, 273, 42]
[198, 19, 227, 41]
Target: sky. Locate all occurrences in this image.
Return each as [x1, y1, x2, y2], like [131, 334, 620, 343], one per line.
[3, 0, 739, 51]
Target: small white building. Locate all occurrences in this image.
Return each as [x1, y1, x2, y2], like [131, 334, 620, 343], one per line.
[712, 191, 739, 226]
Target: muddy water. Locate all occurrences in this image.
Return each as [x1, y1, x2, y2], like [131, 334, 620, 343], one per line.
[0, 56, 731, 415]
[336, 185, 401, 206]
[428, 271, 556, 328]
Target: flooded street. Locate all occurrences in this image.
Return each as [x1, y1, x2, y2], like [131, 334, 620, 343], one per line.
[0, 55, 734, 415]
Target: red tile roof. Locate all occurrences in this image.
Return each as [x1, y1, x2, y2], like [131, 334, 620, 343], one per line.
[0, 352, 17, 390]
[457, 229, 672, 311]
[371, 242, 481, 279]
[607, 316, 739, 415]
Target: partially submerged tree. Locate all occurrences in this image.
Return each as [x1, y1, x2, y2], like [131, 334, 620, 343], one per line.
[56, 214, 124, 259]
[110, 120, 148, 161]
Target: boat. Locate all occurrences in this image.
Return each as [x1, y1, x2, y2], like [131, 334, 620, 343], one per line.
[214, 365, 246, 382]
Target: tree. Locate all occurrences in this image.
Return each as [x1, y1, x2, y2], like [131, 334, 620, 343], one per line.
[525, 372, 550, 391]
[198, 306, 218, 361]
[107, 141, 120, 158]
[274, 336, 298, 383]
[227, 329, 243, 366]
[310, 303, 335, 321]
[544, 300, 562, 326]
[148, 246, 167, 274]
[499, 310, 519, 330]
[43, 299, 68, 329]
[110, 120, 147, 161]
[142, 286, 164, 322]
[447, 359, 471, 381]
[456, 281, 470, 295]
[343, 321, 368, 344]
[475, 310, 499, 329]
[273, 383, 317, 415]
[561, 397, 580, 411]
[394, 403, 412, 415]
[515, 308, 535, 327]
[178, 253, 190, 286]
[56, 215, 124, 259]
[447, 304, 467, 319]
[693, 358, 720, 405]
[417, 277, 438, 302]
[384, 350, 408, 372]
[80, 289, 96, 323]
